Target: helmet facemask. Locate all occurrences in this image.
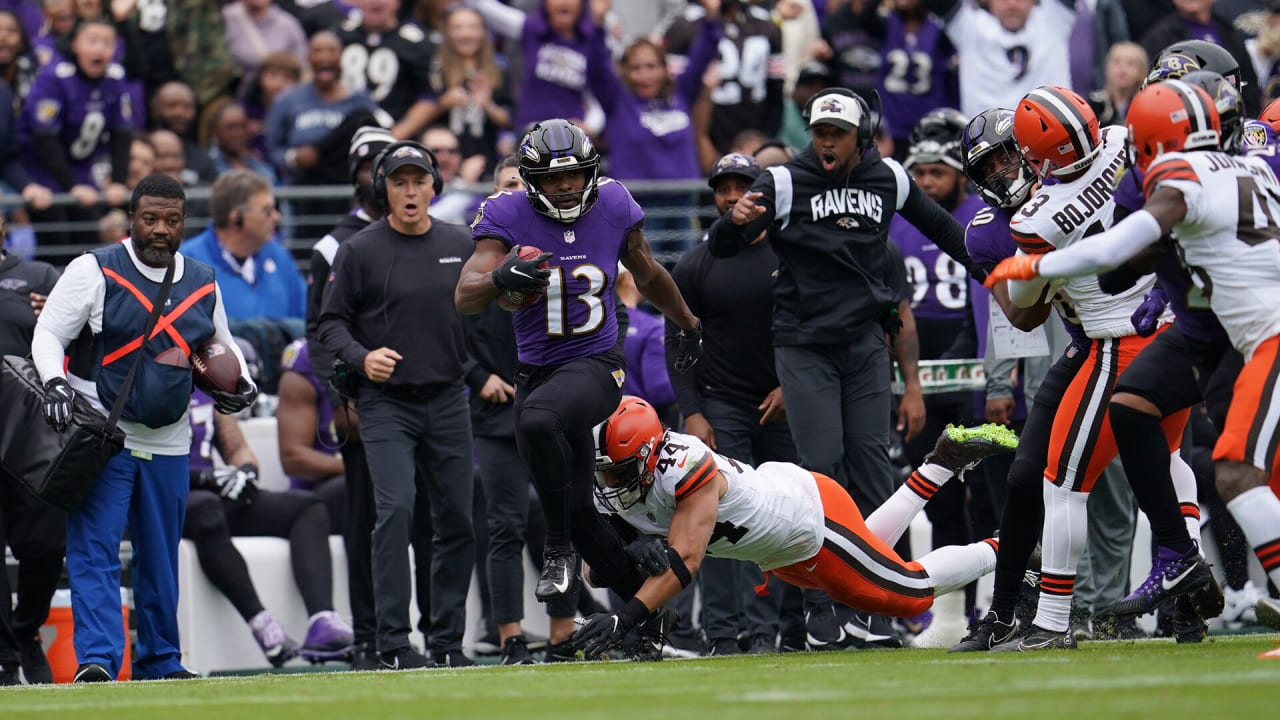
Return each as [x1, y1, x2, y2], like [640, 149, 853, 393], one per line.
[593, 437, 656, 512]
[967, 140, 1035, 209]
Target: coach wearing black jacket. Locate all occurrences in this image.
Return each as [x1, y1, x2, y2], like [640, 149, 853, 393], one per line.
[708, 87, 982, 530]
[318, 141, 475, 670]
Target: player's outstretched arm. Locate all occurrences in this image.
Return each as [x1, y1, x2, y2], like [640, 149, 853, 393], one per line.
[622, 228, 699, 332]
[631, 471, 722, 614]
[454, 237, 508, 314]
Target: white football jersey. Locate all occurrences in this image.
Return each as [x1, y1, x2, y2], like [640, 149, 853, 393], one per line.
[946, 0, 1076, 120]
[596, 431, 824, 571]
[1147, 151, 1280, 360]
[1010, 125, 1156, 338]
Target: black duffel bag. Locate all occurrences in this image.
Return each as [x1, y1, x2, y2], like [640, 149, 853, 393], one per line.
[0, 355, 125, 511]
[0, 259, 174, 511]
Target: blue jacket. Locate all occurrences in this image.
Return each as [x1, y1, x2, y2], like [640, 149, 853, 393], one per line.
[181, 226, 306, 320]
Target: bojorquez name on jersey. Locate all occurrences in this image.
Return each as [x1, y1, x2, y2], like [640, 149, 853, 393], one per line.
[1023, 152, 1126, 236]
[810, 187, 884, 224]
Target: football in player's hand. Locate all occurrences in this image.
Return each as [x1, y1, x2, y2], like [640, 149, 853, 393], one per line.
[496, 245, 550, 312]
[191, 340, 240, 394]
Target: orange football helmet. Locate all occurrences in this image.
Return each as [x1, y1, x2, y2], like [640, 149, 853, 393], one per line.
[1261, 97, 1280, 134]
[1126, 79, 1221, 174]
[593, 396, 665, 511]
[1014, 86, 1101, 179]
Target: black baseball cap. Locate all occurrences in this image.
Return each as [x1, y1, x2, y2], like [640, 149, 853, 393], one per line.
[381, 143, 435, 177]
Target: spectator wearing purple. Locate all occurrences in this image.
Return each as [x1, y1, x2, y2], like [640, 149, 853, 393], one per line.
[223, 0, 308, 89]
[0, 9, 52, 212]
[0, 0, 40, 40]
[1139, 0, 1261, 114]
[21, 17, 134, 243]
[615, 265, 675, 419]
[584, 0, 720, 253]
[465, 0, 600, 132]
[424, 6, 513, 174]
[877, 0, 960, 160]
[30, 0, 72, 68]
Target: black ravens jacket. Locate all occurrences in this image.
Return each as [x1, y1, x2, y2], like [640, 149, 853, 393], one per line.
[708, 145, 979, 346]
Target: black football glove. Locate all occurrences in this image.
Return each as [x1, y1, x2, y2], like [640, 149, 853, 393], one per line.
[42, 377, 75, 431]
[570, 612, 635, 659]
[625, 537, 671, 577]
[492, 245, 552, 291]
[667, 323, 703, 375]
[211, 377, 258, 415]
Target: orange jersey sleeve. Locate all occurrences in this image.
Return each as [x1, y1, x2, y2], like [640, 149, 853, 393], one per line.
[1142, 157, 1200, 198]
[1011, 228, 1054, 255]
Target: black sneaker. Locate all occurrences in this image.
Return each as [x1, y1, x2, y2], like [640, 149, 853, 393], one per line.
[500, 635, 536, 666]
[378, 646, 431, 671]
[707, 637, 742, 656]
[990, 624, 1078, 652]
[745, 634, 776, 655]
[535, 546, 579, 601]
[0, 667, 20, 686]
[349, 642, 381, 672]
[544, 640, 578, 663]
[18, 635, 52, 684]
[804, 603, 847, 651]
[948, 611, 1017, 653]
[430, 651, 476, 668]
[1092, 613, 1147, 641]
[845, 612, 903, 649]
[630, 609, 669, 662]
[73, 663, 112, 683]
[1106, 546, 1214, 617]
[929, 424, 1019, 474]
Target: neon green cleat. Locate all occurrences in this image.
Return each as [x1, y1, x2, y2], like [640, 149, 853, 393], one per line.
[930, 423, 1019, 473]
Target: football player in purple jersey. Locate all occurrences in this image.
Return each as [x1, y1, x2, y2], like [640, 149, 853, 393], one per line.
[456, 119, 701, 651]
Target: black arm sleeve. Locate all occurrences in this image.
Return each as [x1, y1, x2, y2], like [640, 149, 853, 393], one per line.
[34, 133, 75, 190]
[899, 180, 984, 280]
[708, 172, 776, 258]
[316, 244, 373, 374]
[110, 129, 131, 186]
[762, 76, 784, 137]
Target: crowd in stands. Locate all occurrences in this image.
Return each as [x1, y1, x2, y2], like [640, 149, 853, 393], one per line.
[4, 0, 1280, 681]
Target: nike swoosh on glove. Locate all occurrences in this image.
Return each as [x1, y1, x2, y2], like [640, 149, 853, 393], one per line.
[625, 537, 671, 576]
[569, 613, 631, 659]
[42, 377, 75, 431]
[667, 323, 702, 375]
[211, 377, 258, 415]
[492, 246, 552, 291]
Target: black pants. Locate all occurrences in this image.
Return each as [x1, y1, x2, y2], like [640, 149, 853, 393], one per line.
[307, 474, 346, 536]
[990, 345, 1088, 617]
[359, 383, 474, 655]
[476, 435, 576, 624]
[342, 439, 436, 649]
[183, 488, 334, 621]
[697, 395, 799, 643]
[0, 479, 65, 667]
[514, 351, 643, 599]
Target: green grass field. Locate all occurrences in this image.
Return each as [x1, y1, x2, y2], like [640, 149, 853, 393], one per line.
[4, 635, 1278, 720]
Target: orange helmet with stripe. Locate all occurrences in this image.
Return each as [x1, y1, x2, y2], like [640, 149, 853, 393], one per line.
[1014, 86, 1101, 179]
[1261, 97, 1280, 134]
[593, 396, 664, 511]
[1126, 79, 1221, 174]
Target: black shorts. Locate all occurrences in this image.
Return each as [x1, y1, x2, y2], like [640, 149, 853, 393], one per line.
[1114, 323, 1242, 425]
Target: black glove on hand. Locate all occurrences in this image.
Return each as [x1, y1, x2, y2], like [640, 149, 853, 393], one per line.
[42, 377, 75, 431]
[213, 464, 259, 506]
[667, 323, 703, 375]
[571, 598, 651, 658]
[625, 537, 671, 576]
[492, 245, 552, 291]
[211, 377, 258, 415]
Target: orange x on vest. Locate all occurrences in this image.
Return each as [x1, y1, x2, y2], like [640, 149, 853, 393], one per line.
[100, 267, 216, 367]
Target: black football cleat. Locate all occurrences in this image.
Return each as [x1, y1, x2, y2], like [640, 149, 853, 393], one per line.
[989, 624, 1078, 652]
[948, 611, 1017, 653]
[929, 424, 1019, 475]
[535, 546, 579, 601]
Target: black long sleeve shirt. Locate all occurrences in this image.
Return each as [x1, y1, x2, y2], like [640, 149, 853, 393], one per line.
[707, 145, 979, 346]
[317, 218, 473, 388]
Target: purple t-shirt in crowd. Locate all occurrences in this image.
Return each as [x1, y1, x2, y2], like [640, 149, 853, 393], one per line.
[20, 60, 138, 189]
[280, 338, 338, 490]
[470, 178, 643, 366]
[878, 11, 958, 143]
[514, 8, 594, 130]
[890, 193, 982, 321]
[584, 17, 719, 181]
[623, 306, 674, 408]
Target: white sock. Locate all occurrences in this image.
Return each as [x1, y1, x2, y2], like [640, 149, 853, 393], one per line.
[919, 538, 999, 596]
[1169, 452, 1203, 547]
[865, 462, 953, 545]
[1033, 482, 1090, 633]
[1227, 486, 1280, 589]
